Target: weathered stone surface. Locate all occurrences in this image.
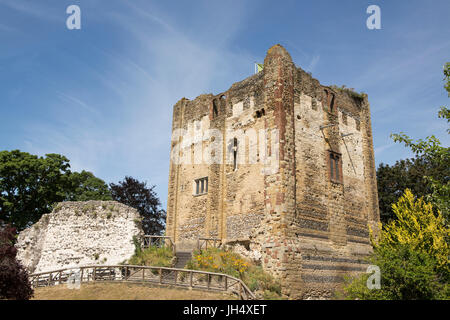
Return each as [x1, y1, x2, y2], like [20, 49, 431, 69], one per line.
[16, 201, 144, 274]
[166, 44, 380, 299]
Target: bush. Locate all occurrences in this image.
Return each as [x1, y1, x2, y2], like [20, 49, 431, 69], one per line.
[186, 248, 282, 299]
[128, 242, 174, 268]
[339, 244, 447, 300]
[0, 223, 33, 300]
[340, 190, 449, 299]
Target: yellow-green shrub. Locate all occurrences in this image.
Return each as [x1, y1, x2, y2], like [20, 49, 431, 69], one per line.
[186, 248, 282, 299]
[341, 189, 449, 299]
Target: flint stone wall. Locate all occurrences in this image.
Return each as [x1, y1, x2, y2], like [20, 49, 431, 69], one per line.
[16, 201, 144, 274]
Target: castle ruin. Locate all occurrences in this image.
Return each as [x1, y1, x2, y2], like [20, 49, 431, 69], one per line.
[166, 44, 380, 299]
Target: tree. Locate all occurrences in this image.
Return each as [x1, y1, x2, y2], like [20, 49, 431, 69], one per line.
[0, 150, 112, 231]
[0, 151, 71, 230]
[377, 154, 447, 223]
[65, 170, 112, 201]
[0, 223, 33, 300]
[110, 176, 166, 235]
[341, 190, 449, 299]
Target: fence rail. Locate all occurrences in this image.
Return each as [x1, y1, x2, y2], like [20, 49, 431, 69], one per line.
[29, 265, 255, 300]
[142, 236, 176, 254]
[197, 237, 222, 251]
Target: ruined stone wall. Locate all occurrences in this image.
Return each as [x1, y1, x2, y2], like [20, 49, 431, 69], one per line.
[16, 201, 143, 273]
[166, 44, 379, 299]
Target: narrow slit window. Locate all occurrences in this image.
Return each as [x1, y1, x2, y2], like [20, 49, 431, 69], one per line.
[328, 151, 342, 183]
[330, 154, 334, 179]
[233, 138, 238, 171]
[335, 157, 339, 181]
[212, 99, 219, 118]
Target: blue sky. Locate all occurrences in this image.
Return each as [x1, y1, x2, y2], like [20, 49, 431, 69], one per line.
[1, 0, 449, 207]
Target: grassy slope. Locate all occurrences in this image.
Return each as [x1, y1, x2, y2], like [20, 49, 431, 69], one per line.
[32, 283, 236, 300]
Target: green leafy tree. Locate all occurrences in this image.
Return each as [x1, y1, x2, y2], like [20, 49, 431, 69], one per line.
[66, 170, 112, 201]
[341, 190, 449, 300]
[377, 154, 447, 223]
[0, 151, 71, 230]
[0, 150, 112, 231]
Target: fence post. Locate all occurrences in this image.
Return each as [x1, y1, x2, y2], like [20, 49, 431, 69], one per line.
[159, 268, 162, 284]
[142, 268, 145, 281]
[239, 282, 242, 300]
[190, 271, 193, 288]
[174, 271, 177, 284]
[93, 267, 96, 282]
[225, 277, 228, 291]
[207, 274, 210, 290]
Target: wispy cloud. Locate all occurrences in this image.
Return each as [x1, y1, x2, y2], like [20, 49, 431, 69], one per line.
[57, 92, 99, 115]
[307, 55, 320, 73]
[0, 0, 62, 22]
[374, 143, 394, 156]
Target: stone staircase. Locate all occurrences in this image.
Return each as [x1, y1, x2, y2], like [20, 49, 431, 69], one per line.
[156, 250, 192, 281]
[174, 251, 192, 269]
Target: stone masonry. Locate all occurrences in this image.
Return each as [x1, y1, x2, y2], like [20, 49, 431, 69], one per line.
[16, 201, 144, 274]
[166, 44, 380, 299]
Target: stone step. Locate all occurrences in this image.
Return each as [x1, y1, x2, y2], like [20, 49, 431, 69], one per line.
[174, 251, 192, 269]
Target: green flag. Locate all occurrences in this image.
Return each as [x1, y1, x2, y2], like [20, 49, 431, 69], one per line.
[256, 63, 264, 73]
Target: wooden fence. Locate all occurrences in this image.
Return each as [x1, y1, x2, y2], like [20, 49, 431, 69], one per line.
[197, 237, 221, 251]
[142, 236, 176, 254]
[29, 265, 255, 300]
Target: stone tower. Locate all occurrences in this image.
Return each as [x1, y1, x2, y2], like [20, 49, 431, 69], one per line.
[166, 44, 380, 299]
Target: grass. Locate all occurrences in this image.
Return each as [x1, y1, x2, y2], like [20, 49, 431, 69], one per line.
[186, 248, 283, 299]
[128, 242, 174, 267]
[32, 283, 236, 300]
[329, 85, 366, 100]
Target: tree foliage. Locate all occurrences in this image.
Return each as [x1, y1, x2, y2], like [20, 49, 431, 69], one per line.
[0, 151, 71, 230]
[341, 190, 449, 300]
[377, 154, 448, 223]
[0, 223, 33, 300]
[110, 176, 166, 235]
[0, 150, 112, 231]
[65, 170, 112, 202]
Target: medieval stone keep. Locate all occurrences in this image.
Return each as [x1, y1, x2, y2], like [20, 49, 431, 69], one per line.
[166, 44, 380, 299]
